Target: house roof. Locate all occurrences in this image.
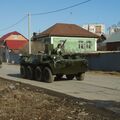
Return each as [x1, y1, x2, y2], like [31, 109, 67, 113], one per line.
[0, 31, 28, 50]
[38, 23, 99, 38]
[104, 31, 120, 43]
[0, 31, 28, 42]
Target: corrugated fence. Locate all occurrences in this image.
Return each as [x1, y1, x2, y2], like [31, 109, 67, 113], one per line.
[85, 51, 120, 71]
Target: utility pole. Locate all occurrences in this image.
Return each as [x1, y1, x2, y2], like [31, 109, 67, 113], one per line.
[28, 13, 31, 54]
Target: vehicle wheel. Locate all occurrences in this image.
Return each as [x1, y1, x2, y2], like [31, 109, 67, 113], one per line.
[0, 65, 2, 68]
[35, 66, 42, 81]
[20, 65, 27, 78]
[66, 74, 74, 80]
[76, 73, 85, 81]
[56, 74, 63, 79]
[43, 67, 54, 83]
[27, 66, 34, 80]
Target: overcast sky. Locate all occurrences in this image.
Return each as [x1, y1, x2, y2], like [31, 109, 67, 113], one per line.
[0, 0, 120, 37]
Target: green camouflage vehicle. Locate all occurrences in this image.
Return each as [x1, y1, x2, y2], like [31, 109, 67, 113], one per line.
[0, 57, 2, 68]
[20, 44, 88, 83]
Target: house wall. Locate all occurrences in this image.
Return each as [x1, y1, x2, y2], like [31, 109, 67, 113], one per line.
[6, 34, 27, 41]
[52, 36, 97, 53]
[31, 37, 51, 54]
[31, 36, 97, 54]
[31, 41, 45, 54]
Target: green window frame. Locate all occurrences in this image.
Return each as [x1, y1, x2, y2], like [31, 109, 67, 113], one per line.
[78, 41, 84, 49]
[86, 41, 92, 49]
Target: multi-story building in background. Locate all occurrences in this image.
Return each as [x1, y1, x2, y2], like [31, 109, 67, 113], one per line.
[82, 23, 105, 36]
[108, 26, 120, 34]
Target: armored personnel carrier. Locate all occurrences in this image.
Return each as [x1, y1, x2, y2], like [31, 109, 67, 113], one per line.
[0, 57, 2, 68]
[20, 43, 88, 83]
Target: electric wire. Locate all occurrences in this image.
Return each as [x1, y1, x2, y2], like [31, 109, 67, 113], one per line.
[0, 0, 92, 32]
[0, 15, 27, 32]
[31, 0, 92, 16]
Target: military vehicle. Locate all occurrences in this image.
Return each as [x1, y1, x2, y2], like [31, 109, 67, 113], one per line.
[0, 57, 2, 68]
[20, 43, 88, 83]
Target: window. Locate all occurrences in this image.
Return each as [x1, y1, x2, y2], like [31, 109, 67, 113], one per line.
[86, 41, 92, 49]
[78, 41, 84, 49]
[95, 26, 102, 34]
[13, 35, 18, 39]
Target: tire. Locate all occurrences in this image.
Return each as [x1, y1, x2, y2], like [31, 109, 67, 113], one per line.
[56, 74, 63, 79]
[35, 66, 42, 81]
[27, 66, 34, 80]
[76, 73, 85, 81]
[66, 74, 74, 80]
[43, 67, 54, 83]
[0, 65, 2, 68]
[20, 65, 27, 78]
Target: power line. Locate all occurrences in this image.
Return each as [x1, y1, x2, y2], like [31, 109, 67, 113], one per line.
[0, 0, 92, 32]
[0, 15, 27, 32]
[32, 0, 92, 16]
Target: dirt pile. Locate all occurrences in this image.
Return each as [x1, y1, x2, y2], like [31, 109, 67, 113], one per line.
[0, 78, 119, 120]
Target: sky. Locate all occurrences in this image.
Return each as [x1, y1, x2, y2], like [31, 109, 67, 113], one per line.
[0, 0, 120, 38]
